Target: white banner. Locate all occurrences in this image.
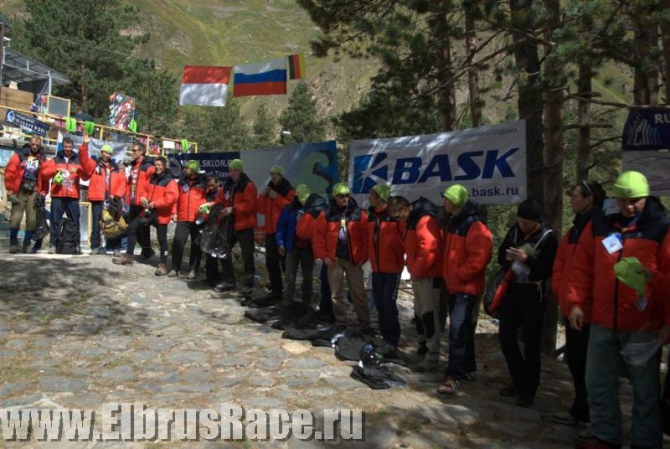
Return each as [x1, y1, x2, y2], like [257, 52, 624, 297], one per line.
[348, 120, 527, 207]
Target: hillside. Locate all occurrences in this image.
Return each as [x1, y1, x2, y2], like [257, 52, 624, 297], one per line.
[0, 0, 378, 127]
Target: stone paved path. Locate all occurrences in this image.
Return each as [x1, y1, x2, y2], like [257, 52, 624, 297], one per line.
[0, 253, 645, 448]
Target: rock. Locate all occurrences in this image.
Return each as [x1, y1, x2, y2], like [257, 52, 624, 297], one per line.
[39, 376, 87, 392]
[167, 351, 209, 364]
[101, 365, 135, 382]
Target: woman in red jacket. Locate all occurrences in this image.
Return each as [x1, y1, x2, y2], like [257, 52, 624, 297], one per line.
[79, 139, 127, 255]
[367, 184, 405, 351]
[113, 157, 178, 276]
[169, 160, 207, 279]
[388, 195, 443, 372]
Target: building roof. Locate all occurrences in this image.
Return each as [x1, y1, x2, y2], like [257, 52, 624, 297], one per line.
[3, 48, 70, 86]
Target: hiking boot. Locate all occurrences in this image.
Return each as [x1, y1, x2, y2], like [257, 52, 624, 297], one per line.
[112, 254, 134, 265]
[155, 264, 167, 276]
[186, 270, 197, 280]
[214, 281, 236, 292]
[167, 270, 179, 278]
[553, 411, 588, 426]
[22, 241, 31, 253]
[9, 242, 19, 254]
[414, 358, 438, 373]
[48, 246, 56, 254]
[90, 247, 105, 255]
[499, 384, 520, 397]
[113, 249, 122, 256]
[416, 341, 428, 357]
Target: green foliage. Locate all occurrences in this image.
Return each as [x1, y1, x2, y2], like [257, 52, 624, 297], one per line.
[177, 101, 251, 153]
[278, 82, 326, 144]
[10, 0, 177, 135]
[251, 105, 278, 150]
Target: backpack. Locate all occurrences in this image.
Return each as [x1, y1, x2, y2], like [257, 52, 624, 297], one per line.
[56, 217, 79, 254]
[100, 209, 127, 239]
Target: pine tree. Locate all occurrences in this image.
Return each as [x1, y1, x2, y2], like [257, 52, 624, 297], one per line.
[251, 104, 277, 149]
[278, 82, 326, 144]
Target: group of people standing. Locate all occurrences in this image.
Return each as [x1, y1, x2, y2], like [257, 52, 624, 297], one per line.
[5, 134, 670, 447]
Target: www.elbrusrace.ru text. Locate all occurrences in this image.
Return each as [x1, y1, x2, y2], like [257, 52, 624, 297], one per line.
[0, 403, 364, 442]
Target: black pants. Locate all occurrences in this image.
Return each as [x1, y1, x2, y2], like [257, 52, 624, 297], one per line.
[221, 227, 255, 293]
[90, 201, 104, 249]
[50, 197, 80, 249]
[128, 205, 152, 252]
[205, 255, 220, 286]
[498, 282, 545, 399]
[265, 233, 283, 295]
[172, 221, 202, 272]
[446, 292, 477, 379]
[284, 246, 314, 304]
[372, 272, 401, 346]
[566, 320, 590, 421]
[126, 217, 168, 264]
[319, 264, 335, 320]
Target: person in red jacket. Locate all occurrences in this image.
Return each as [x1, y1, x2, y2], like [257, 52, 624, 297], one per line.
[168, 160, 207, 279]
[113, 157, 178, 276]
[126, 143, 155, 260]
[567, 172, 670, 449]
[313, 183, 370, 331]
[212, 159, 258, 296]
[41, 136, 91, 253]
[4, 136, 48, 253]
[437, 185, 493, 395]
[255, 165, 295, 304]
[79, 137, 127, 255]
[367, 184, 405, 351]
[388, 195, 443, 371]
[551, 180, 605, 427]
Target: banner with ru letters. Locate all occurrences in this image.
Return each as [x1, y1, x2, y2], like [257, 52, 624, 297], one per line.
[622, 108, 670, 196]
[348, 120, 527, 207]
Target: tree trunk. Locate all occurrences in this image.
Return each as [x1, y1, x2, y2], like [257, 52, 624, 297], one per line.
[660, 0, 670, 103]
[464, 1, 483, 127]
[541, 0, 564, 357]
[632, 4, 659, 105]
[430, 4, 456, 131]
[576, 60, 593, 182]
[510, 0, 545, 203]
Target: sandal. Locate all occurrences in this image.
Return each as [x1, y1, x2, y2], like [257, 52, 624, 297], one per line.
[437, 377, 459, 395]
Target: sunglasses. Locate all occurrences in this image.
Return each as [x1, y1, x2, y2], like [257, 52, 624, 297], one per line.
[580, 180, 593, 196]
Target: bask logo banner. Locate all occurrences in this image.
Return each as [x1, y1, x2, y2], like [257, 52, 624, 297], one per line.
[348, 120, 527, 205]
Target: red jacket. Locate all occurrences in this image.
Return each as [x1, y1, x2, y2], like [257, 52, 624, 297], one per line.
[367, 205, 405, 274]
[142, 171, 178, 225]
[4, 145, 48, 195]
[442, 201, 493, 295]
[78, 144, 126, 202]
[552, 208, 598, 320]
[297, 194, 327, 241]
[127, 156, 155, 206]
[313, 196, 368, 265]
[173, 175, 208, 222]
[258, 178, 295, 234]
[41, 147, 91, 199]
[404, 197, 442, 279]
[214, 173, 257, 231]
[566, 197, 670, 331]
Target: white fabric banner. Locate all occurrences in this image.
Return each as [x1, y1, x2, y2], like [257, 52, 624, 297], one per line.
[348, 120, 527, 206]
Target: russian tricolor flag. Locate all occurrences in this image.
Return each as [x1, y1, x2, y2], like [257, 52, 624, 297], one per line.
[232, 58, 287, 97]
[179, 66, 232, 107]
